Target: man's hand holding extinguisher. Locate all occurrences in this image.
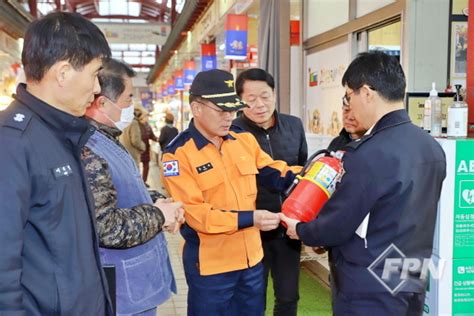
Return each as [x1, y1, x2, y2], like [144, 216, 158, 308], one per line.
[254, 210, 281, 231]
[279, 213, 300, 240]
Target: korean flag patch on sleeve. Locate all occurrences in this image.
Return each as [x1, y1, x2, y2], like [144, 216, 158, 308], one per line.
[163, 160, 180, 177]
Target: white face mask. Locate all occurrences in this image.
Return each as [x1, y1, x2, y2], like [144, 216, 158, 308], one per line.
[104, 97, 134, 131]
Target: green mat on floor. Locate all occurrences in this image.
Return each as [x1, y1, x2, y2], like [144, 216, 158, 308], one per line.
[266, 266, 333, 316]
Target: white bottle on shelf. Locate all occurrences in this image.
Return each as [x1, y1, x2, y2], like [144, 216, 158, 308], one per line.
[430, 82, 442, 137]
[423, 99, 431, 132]
[447, 84, 468, 137]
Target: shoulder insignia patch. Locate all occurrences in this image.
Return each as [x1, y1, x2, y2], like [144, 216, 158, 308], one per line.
[3, 111, 32, 132]
[163, 160, 180, 177]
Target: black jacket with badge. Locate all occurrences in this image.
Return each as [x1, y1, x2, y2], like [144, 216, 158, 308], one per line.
[296, 110, 446, 294]
[233, 111, 308, 239]
[0, 84, 111, 315]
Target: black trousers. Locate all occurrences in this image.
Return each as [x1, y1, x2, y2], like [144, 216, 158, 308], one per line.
[263, 237, 301, 316]
[332, 291, 426, 316]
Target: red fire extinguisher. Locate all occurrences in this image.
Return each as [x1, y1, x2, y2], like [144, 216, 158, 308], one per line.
[282, 149, 344, 223]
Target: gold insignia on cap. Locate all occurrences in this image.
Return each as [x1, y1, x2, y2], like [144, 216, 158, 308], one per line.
[216, 101, 242, 108]
[202, 92, 236, 98]
[224, 80, 234, 88]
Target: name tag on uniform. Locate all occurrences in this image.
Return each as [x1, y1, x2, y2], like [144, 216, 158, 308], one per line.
[51, 165, 73, 179]
[196, 162, 213, 174]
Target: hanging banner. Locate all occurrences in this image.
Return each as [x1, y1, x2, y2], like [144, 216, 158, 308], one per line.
[156, 88, 162, 100]
[167, 79, 175, 95]
[290, 20, 300, 46]
[201, 43, 217, 71]
[174, 70, 184, 91]
[184, 60, 196, 85]
[140, 89, 154, 111]
[225, 14, 248, 60]
[95, 22, 170, 45]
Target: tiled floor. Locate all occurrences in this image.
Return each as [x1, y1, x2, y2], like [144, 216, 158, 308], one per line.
[156, 232, 188, 316]
[148, 161, 188, 316]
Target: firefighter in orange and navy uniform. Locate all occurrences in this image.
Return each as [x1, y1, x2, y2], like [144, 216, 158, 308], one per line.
[162, 69, 301, 316]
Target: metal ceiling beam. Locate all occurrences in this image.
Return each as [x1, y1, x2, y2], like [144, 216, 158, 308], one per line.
[171, 0, 176, 25]
[0, 1, 34, 39]
[147, 0, 211, 84]
[65, 0, 165, 20]
[28, 0, 37, 18]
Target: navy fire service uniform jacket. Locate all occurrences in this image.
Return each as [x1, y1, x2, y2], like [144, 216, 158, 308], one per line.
[297, 110, 446, 294]
[0, 84, 112, 315]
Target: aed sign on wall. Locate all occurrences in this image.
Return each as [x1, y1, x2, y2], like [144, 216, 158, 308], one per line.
[454, 140, 474, 258]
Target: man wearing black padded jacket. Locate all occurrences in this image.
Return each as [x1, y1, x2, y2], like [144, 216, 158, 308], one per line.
[233, 68, 307, 316]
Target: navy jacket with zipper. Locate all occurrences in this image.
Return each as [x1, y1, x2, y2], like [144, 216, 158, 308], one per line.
[232, 111, 308, 239]
[0, 84, 112, 315]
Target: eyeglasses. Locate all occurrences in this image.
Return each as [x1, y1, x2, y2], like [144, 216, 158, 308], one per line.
[196, 101, 237, 116]
[342, 85, 376, 107]
[342, 91, 354, 108]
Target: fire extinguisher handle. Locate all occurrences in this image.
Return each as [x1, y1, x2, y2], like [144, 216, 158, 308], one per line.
[302, 149, 331, 175]
[284, 175, 301, 197]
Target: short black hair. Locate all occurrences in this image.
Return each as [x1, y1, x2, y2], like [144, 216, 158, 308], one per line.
[98, 59, 136, 101]
[341, 51, 406, 102]
[235, 68, 275, 96]
[22, 12, 111, 82]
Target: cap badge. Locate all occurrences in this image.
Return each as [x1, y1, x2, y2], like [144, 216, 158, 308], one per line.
[224, 80, 234, 88]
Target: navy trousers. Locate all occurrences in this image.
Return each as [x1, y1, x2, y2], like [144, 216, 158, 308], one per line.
[185, 261, 265, 316]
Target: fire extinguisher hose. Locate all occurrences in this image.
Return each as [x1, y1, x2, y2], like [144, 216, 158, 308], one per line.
[284, 149, 331, 197]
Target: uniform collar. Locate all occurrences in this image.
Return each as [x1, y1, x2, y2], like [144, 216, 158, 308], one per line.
[14, 83, 95, 148]
[189, 119, 236, 150]
[343, 109, 411, 151]
[370, 109, 411, 136]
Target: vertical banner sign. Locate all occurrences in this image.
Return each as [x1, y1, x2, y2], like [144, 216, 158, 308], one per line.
[156, 87, 162, 100]
[162, 84, 168, 97]
[167, 79, 175, 95]
[201, 43, 217, 71]
[174, 70, 184, 91]
[184, 60, 196, 85]
[225, 14, 248, 60]
[290, 20, 300, 46]
[140, 89, 154, 111]
[452, 140, 474, 315]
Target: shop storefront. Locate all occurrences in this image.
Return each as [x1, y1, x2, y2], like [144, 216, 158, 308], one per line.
[0, 32, 22, 111]
[0, 1, 31, 111]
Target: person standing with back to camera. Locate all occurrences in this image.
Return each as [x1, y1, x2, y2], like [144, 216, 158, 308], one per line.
[280, 51, 446, 316]
[159, 112, 179, 153]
